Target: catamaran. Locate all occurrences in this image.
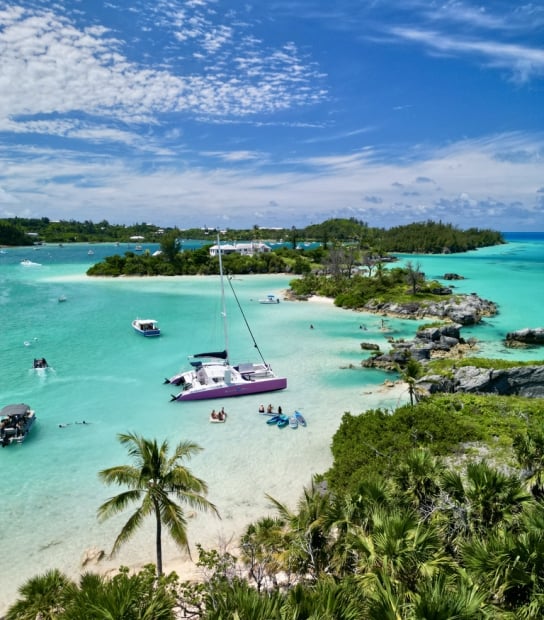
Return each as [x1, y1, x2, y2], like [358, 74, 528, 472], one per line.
[166, 235, 287, 401]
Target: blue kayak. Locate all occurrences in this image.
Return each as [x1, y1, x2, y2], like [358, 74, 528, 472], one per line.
[276, 415, 289, 428]
[294, 411, 307, 427]
[266, 415, 281, 425]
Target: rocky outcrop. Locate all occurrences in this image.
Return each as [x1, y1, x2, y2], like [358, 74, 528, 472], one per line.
[505, 328, 544, 348]
[360, 342, 380, 351]
[363, 324, 467, 370]
[443, 273, 465, 280]
[417, 365, 544, 398]
[362, 293, 496, 326]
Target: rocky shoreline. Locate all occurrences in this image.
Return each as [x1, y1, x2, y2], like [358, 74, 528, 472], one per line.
[288, 287, 544, 398]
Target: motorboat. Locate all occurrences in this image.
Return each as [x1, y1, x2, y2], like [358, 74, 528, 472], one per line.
[0, 403, 36, 447]
[20, 259, 41, 266]
[259, 294, 280, 304]
[132, 319, 161, 337]
[167, 235, 287, 402]
[58, 295, 67, 302]
[33, 357, 48, 369]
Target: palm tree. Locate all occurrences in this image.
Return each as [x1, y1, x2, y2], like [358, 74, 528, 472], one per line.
[98, 432, 219, 576]
[353, 506, 452, 593]
[240, 516, 286, 591]
[400, 356, 423, 407]
[267, 477, 332, 578]
[65, 567, 176, 620]
[392, 448, 444, 515]
[440, 460, 531, 538]
[5, 569, 76, 620]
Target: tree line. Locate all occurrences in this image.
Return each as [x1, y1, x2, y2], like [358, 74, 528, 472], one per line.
[1, 217, 503, 253]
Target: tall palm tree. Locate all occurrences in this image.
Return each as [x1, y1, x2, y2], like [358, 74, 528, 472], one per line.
[5, 569, 75, 620]
[98, 432, 219, 576]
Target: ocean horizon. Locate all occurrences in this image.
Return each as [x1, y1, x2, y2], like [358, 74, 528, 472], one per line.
[0, 233, 543, 613]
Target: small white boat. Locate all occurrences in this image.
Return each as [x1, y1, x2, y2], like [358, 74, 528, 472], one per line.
[1, 403, 36, 447]
[58, 295, 67, 302]
[259, 294, 280, 304]
[87, 250, 94, 256]
[20, 259, 41, 267]
[132, 319, 161, 337]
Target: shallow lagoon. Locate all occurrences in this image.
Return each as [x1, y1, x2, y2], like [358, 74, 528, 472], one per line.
[0, 235, 542, 613]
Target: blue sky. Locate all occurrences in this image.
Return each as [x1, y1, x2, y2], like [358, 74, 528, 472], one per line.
[0, 1, 543, 231]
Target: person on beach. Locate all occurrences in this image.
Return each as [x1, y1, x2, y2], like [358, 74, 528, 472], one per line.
[258, 404, 265, 413]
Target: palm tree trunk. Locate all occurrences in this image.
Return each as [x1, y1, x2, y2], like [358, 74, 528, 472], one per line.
[154, 500, 163, 576]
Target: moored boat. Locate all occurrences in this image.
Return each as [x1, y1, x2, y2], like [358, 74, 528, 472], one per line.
[259, 294, 280, 304]
[0, 403, 36, 447]
[132, 319, 161, 337]
[167, 234, 286, 401]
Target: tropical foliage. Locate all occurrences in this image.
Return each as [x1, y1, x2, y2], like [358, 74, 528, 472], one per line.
[10, 395, 544, 618]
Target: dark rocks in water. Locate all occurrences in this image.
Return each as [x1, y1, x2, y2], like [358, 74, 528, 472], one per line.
[362, 324, 465, 371]
[360, 342, 380, 351]
[443, 273, 465, 280]
[505, 328, 544, 347]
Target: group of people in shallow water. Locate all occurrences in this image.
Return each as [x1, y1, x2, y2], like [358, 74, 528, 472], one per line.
[259, 403, 282, 414]
[210, 407, 227, 422]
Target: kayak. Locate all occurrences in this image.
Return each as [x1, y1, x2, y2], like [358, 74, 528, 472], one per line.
[294, 410, 307, 427]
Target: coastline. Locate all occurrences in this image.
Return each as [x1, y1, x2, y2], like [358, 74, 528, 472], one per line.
[2, 237, 543, 615]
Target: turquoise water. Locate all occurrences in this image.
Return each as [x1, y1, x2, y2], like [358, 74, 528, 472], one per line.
[0, 235, 543, 612]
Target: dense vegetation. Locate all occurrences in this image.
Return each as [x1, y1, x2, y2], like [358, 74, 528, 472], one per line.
[1, 216, 503, 253]
[8, 392, 544, 619]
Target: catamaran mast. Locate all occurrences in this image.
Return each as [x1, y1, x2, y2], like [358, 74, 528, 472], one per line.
[217, 233, 230, 364]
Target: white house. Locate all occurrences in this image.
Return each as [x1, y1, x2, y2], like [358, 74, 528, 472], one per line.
[209, 242, 271, 257]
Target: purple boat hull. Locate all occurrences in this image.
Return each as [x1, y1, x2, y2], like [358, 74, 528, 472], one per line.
[175, 377, 287, 401]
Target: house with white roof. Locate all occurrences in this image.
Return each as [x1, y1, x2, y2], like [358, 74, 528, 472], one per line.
[209, 242, 272, 257]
